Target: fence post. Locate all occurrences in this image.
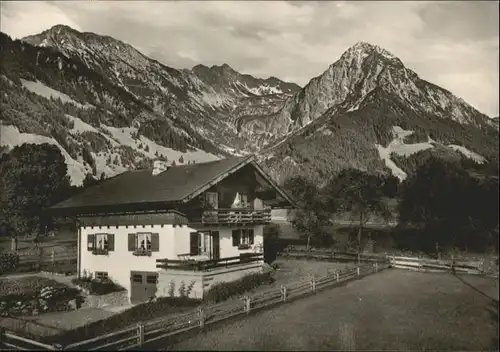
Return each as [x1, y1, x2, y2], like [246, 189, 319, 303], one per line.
[281, 285, 287, 302]
[52, 344, 63, 351]
[0, 327, 4, 348]
[198, 307, 204, 328]
[137, 323, 145, 347]
[375, 262, 378, 273]
[51, 248, 55, 263]
[336, 271, 339, 282]
[310, 275, 316, 294]
[357, 267, 360, 278]
[357, 253, 360, 264]
[244, 296, 251, 314]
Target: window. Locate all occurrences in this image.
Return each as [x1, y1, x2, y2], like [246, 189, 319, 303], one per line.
[137, 233, 152, 250]
[95, 271, 108, 280]
[96, 234, 108, 250]
[128, 233, 159, 253]
[146, 275, 157, 284]
[87, 234, 114, 253]
[232, 229, 254, 247]
[132, 274, 142, 283]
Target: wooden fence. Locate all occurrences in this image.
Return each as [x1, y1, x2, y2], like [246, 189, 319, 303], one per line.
[280, 247, 389, 264]
[0, 262, 389, 351]
[388, 255, 491, 275]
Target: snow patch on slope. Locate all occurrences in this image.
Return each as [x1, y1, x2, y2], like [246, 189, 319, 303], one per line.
[65, 114, 99, 134]
[448, 145, 486, 164]
[376, 125, 486, 181]
[0, 125, 88, 186]
[101, 125, 220, 164]
[20, 79, 94, 109]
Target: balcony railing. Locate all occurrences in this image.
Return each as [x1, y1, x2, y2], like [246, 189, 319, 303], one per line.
[156, 252, 264, 272]
[200, 208, 271, 225]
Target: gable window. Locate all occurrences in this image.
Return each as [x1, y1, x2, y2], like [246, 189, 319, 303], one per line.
[87, 234, 114, 255]
[232, 229, 254, 249]
[128, 233, 159, 256]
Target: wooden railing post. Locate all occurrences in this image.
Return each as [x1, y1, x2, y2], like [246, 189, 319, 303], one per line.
[244, 296, 251, 314]
[281, 285, 287, 302]
[375, 262, 378, 273]
[310, 275, 316, 294]
[137, 323, 145, 347]
[198, 307, 204, 328]
[336, 271, 339, 282]
[357, 267, 360, 278]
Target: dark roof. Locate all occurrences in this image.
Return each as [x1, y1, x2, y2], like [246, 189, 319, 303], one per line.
[51, 156, 258, 212]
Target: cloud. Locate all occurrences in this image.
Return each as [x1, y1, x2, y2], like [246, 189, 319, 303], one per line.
[0, 0, 498, 116]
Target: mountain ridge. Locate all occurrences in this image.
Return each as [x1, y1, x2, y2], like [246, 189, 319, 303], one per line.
[0, 25, 496, 186]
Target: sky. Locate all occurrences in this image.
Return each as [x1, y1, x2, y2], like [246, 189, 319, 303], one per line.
[1, 1, 498, 117]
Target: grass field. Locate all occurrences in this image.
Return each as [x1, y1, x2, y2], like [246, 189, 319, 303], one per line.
[169, 269, 499, 351]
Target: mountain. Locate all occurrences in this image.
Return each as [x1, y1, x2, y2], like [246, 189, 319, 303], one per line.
[21, 25, 300, 153]
[257, 42, 499, 183]
[1, 25, 497, 187]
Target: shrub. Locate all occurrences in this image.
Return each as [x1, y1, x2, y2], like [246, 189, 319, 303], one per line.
[0, 251, 20, 275]
[204, 272, 275, 304]
[71, 277, 125, 295]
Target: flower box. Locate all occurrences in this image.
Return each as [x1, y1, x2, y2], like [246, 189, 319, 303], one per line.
[92, 248, 109, 256]
[133, 248, 152, 257]
[238, 244, 251, 250]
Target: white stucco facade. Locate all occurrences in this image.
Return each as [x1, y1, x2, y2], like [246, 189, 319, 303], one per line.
[79, 223, 264, 302]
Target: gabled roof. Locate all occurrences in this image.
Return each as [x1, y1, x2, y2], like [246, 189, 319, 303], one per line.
[51, 155, 294, 214]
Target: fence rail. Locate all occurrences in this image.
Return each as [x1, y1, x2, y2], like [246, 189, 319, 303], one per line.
[388, 255, 492, 275]
[0, 263, 389, 351]
[281, 248, 388, 264]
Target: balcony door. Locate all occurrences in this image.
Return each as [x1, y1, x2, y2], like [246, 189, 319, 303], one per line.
[190, 230, 220, 260]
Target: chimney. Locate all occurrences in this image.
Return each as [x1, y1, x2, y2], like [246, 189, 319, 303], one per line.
[152, 160, 169, 176]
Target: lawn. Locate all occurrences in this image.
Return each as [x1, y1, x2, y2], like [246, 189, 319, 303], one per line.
[169, 269, 499, 351]
[268, 258, 356, 287]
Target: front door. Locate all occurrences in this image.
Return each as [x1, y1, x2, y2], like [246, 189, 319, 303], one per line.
[130, 271, 158, 304]
[211, 231, 220, 260]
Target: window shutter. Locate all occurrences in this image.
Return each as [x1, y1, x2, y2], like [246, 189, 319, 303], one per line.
[128, 233, 136, 251]
[151, 233, 160, 252]
[248, 229, 254, 245]
[232, 230, 241, 247]
[107, 234, 115, 251]
[190, 232, 199, 255]
[87, 234, 95, 251]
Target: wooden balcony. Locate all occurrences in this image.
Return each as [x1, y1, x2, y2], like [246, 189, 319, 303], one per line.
[156, 252, 264, 272]
[199, 208, 271, 225]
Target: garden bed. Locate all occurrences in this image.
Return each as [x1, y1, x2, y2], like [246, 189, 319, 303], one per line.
[0, 276, 83, 317]
[71, 277, 125, 295]
[40, 296, 201, 345]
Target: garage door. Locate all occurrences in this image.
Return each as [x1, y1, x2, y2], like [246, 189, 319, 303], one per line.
[130, 271, 158, 304]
